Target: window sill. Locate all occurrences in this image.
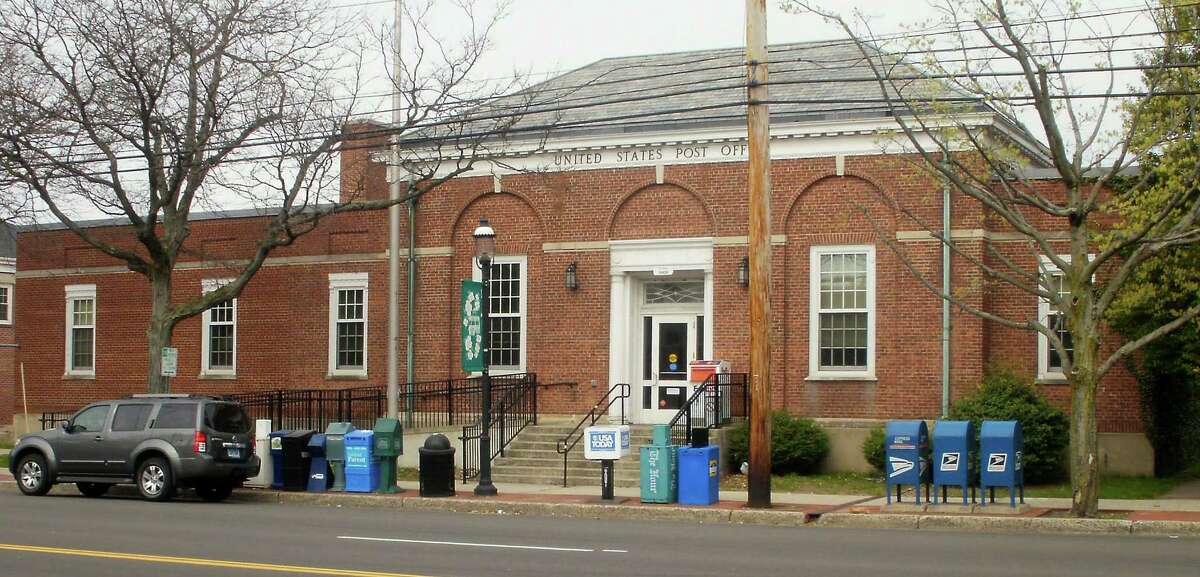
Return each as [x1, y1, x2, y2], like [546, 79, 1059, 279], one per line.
[63, 372, 96, 380]
[806, 374, 877, 383]
[326, 373, 369, 381]
[199, 372, 237, 380]
[1036, 376, 1069, 385]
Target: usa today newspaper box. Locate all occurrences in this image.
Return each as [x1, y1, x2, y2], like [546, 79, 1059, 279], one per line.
[584, 425, 630, 500]
[931, 420, 974, 505]
[885, 420, 930, 504]
[979, 420, 1025, 507]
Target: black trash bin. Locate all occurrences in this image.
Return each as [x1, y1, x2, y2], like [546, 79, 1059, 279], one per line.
[281, 429, 315, 491]
[418, 434, 456, 497]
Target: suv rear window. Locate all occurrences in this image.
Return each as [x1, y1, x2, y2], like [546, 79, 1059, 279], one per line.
[204, 403, 251, 434]
[112, 404, 152, 432]
[152, 403, 198, 429]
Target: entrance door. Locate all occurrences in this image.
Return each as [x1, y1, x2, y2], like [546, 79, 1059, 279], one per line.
[639, 315, 697, 424]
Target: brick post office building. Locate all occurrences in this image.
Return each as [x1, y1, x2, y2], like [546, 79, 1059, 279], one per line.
[11, 42, 1152, 473]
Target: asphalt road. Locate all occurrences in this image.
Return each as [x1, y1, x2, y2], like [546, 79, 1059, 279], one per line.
[0, 485, 1197, 577]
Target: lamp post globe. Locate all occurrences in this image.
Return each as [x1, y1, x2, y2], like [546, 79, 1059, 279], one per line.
[472, 217, 498, 496]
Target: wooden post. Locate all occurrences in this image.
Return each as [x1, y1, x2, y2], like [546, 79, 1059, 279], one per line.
[745, 0, 772, 509]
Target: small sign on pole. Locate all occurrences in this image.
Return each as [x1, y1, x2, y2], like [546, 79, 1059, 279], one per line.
[160, 347, 178, 377]
[460, 280, 484, 373]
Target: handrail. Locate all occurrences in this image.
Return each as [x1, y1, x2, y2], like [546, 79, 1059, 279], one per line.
[459, 373, 540, 482]
[554, 383, 630, 487]
[666, 372, 749, 447]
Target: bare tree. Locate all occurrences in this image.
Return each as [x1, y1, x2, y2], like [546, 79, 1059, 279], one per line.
[787, 0, 1200, 516]
[0, 0, 538, 393]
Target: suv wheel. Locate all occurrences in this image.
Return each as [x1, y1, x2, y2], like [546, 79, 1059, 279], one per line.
[137, 458, 176, 501]
[16, 453, 52, 496]
[76, 482, 111, 498]
[195, 482, 234, 502]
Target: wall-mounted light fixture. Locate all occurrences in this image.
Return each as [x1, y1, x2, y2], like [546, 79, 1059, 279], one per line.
[737, 256, 749, 287]
[565, 262, 579, 290]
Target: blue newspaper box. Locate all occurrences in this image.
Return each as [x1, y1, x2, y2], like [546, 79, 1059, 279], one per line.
[677, 445, 720, 505]
[268, 430, 292, 490]
[306, 433, 330, 492]
[885, 420, 930, 504]
[344, 430, 380, 493]
[979, 420, 1024, 507]
[932, 421, 974, 505]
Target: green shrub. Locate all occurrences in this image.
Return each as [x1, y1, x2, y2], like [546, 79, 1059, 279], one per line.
[949, 369, 1070, 484]
[725, 412, 830, 475]
[862, 426, 886, 474]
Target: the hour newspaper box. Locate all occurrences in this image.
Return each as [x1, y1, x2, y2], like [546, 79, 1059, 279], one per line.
[583, 425, 630, 460]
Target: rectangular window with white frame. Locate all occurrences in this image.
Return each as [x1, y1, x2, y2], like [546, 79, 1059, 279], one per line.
[328, 273, 368, 377]
[1038, 256, 1085, 381]
[473, 256, 527, 373]
[201, 279, 236, 377]
[65, 284, 97, 377]
[0, 283, 11, 324]
[809, 246, 875, 380]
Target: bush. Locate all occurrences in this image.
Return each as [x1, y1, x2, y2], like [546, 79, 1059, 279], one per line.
[862, 426, 886, 474]
[949, 370, 1070, 484]
[725, 412, 830, 475]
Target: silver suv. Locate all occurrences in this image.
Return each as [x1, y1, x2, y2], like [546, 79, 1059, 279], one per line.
[9, 395, 260, 502]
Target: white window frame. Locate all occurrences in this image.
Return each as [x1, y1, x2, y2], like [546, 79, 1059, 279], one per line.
[1037, 255, 1093, 382]
[472, 255, 527, 374]
[808, 245, 876, 380]
[200, 278, 237, 377]
[0, 283, 12, 325]
[328, 272, 369, 378]
[64, 284, 97, 378]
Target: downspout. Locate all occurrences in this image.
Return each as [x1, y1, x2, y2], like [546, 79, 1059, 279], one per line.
[941, 165, 952, 418]
[405, 188, 417, 428]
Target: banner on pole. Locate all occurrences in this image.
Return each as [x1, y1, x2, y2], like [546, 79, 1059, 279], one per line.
[461, 280, 484, 372]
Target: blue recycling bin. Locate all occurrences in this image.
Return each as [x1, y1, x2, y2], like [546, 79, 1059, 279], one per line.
[979, 420, 1025, 507]
[677, 445, 720, 505]
[932, 420, 974, 505]
[268, 430, 292, 490]
[885, 420, 930, 504]
[344, 430, 380, 493]
[307, 433, 330, 492]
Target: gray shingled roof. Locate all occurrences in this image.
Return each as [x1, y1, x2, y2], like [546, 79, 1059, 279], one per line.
[429, 39, 993, 143]
[0, 222, 14, 258]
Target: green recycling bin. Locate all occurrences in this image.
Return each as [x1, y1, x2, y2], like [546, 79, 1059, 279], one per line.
[373, 417, 402, 493]
[639, 424, 678, 503]
[324, 422, 355, 492]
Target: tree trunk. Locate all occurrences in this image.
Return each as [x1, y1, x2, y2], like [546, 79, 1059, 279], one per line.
[1068, 370, 1101, 517]
[146, 271, 176, 394]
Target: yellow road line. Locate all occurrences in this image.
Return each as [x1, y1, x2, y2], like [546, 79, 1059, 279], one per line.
[0, 543, 435, 577]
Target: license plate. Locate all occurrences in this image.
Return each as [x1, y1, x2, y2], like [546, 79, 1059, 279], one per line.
[227, 448, 242, 459]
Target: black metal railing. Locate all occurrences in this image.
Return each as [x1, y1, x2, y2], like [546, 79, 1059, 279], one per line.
[231, 373, 537, 432]
[554, 383, 630, 487]
[666, 372, 749, 446]
[460, 374, 540, 483]
[40, 412, 73, 430]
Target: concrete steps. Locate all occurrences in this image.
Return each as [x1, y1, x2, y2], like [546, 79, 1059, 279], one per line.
[489, 423, 655, 487]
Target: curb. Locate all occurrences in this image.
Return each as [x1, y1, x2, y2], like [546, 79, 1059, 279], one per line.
[818, 512, 1200, 537]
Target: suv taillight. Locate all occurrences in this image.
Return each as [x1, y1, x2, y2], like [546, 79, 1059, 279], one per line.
[193, 431, 207, 453]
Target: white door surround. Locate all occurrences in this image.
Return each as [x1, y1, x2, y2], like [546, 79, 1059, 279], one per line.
[608, 238, 714, 423]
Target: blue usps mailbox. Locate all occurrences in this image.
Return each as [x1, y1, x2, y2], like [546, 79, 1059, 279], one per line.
[885, 420, 930, 504]
[931, 421, 974, 505]
[979, 420, 1024, 507]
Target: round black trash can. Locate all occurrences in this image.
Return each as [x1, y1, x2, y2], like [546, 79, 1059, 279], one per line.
[418, 434, 456, 497]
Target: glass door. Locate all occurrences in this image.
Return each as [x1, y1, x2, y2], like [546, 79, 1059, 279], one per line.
[639, 314, 696, 424]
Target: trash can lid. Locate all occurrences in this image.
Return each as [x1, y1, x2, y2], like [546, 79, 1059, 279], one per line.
[423, 433, 452, 451]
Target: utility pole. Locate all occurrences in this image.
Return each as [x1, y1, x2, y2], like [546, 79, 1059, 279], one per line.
[745, 0, 773, 509]
[386, 0, 403, 420]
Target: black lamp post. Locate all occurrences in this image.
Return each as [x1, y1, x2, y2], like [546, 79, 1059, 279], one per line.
[472, 218, 498, 496]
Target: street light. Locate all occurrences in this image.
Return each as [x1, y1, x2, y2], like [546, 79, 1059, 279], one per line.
[472, 218, 498, 497]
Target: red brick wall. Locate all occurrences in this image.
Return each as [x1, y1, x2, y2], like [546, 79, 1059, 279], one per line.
[13, 148, 1143, 433]
[0, 324, 14, 429]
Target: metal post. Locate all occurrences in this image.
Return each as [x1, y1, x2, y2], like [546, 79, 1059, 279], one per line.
[601, 459, 614, 501]
[386, 0, 404, 422]
[745, 0, 773, 509]
[941, 161, 952, 418]
[475, 256, 498, 496]
[406, 192, 417, 428]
